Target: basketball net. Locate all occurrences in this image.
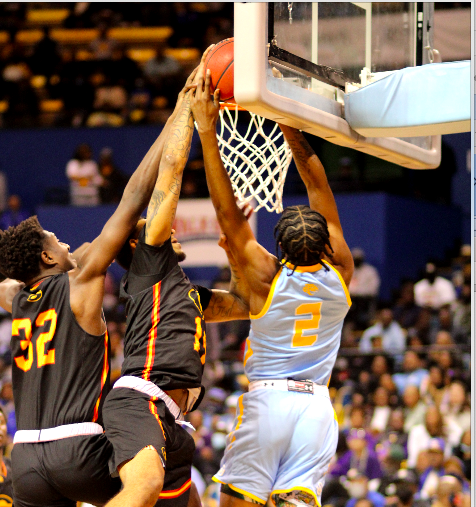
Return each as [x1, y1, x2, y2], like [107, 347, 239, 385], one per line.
[215, 102, 293, 213]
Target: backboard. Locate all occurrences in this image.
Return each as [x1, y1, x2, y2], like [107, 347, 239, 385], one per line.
[234, 2, 442, 169]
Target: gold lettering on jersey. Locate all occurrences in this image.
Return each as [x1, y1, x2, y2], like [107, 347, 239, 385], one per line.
[303, 284, 319, 296]
[161, 446, 166, 461]
[27, 290, 42, 302]
[188, 289, 204, 316]
[0, 494, 12, 506]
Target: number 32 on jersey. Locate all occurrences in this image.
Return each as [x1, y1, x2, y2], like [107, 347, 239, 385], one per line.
[12, 309, 57, 372]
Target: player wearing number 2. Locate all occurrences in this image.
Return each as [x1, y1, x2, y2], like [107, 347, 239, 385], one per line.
[101, 48, 249, 507]
[191, 67, 354, 507]
[0, 71, 201, 507]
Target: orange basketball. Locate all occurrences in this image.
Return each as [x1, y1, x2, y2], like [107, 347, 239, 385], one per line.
[204, 38, 234, 102]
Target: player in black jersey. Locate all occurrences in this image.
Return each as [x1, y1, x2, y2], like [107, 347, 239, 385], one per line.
[102, 50, 250, 507]
[0, 408, 13, 507]
[0, 69, 201, 507]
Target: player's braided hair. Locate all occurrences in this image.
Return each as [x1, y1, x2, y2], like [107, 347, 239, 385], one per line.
[274, 205, 333, 272]
[0, 216, 45, 282]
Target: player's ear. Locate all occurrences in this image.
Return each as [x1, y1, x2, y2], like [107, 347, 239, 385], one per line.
[41, 249, 56, 266]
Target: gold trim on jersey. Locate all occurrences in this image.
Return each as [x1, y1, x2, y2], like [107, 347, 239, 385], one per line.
[321, 260, 352, 306]
[229, 394, 244, 448]
[284, 262, 323, 273]
[243, 338, 253, 367]
[211, 479, 266, 505]
[249, 268, 282, 320]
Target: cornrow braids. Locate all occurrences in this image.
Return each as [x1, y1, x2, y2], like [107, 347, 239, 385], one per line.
[0, 216, 45, 282]
[274, 205, 334, 273]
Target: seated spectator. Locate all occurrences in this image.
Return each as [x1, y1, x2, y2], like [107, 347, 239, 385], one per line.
[369, 387, 392, 434]
[450, 282, 470, 345]
[439, 381, 470, 436]
[66, 143, 103, 206]
[359, 307, 406, 355]
[393, 350, 429, 395]
[414, 263, 456, 310]
[89, 23, 118, 60]
[418, 439, 446, 500]
[402, 385, 427, 434]
[378, 408, 408, 455]
[420, 365, 448, 407]
[451, 429, 470, 482]
[431, 475, 470, 507]
[98, 147, 128, 203]
[0, 194, 29, 229]
[378, 373, 401, 408]
[29, 26, 61, 77]
[143, 42, 183, 102]
[344, 470, 385, 507]
[87, 74, 128, 127]
[330, 429, 383, 480]
[407, 406, 458, 468]
[442, 457, 470, 495]
[393, 280, 422, 330]
[375, 444, 406, 497]
[347, 248, 380, 330]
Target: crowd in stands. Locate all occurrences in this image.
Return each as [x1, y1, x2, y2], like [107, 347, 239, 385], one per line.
[0, 3, 233, 128]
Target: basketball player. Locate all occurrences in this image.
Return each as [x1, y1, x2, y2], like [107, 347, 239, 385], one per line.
[102, 51, 249, 507]
[0, 69, 200, 507]
[190, 69, 354, 507]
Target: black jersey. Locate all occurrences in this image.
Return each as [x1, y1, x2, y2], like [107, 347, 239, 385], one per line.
[119, 230, 212, 395]
[0, 458, 13, 506]
[11, 273, 111, 431]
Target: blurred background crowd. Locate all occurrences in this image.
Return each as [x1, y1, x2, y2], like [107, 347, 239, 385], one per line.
[0, 3, 471, 507]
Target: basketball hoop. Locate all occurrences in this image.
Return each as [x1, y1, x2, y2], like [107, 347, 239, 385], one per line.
[215, 102, 292, 213]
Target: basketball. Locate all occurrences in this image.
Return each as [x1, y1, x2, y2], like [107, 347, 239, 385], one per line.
[204, 38, 234, 102]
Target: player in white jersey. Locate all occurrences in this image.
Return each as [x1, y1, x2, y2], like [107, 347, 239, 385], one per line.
[191, 68, 354, 507]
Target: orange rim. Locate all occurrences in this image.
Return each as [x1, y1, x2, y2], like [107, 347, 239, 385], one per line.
[220, 102, 247, 111]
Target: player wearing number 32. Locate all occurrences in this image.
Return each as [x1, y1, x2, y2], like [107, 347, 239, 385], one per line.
[0, 74, 200, 507]
[191, 67, 354, 507]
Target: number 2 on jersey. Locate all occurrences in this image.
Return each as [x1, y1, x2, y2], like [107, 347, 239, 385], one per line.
[13, 309, 57, 372]
[291, 302, 322, 347]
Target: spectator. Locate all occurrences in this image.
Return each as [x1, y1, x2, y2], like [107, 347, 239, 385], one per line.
[344, 470, 385, 507]
[420, 365, 448, 407]
[418, 439, 446, 500]
[65, 143, 103, 206]
[0, 194, 30, 229]
[89, 23, 118, 60]
[450, 282, 470, 345]
[431, 475, 470, 507]
[414, 263, 456, 310]
[98, 147, 128, 203]
[402, 385, 427, 434]
[452, 430, 470, 481]
[439, 381, 470, 436]
[347, 247, 380, 329]
[330, 429, 383, 480]
[369, 387, 392, 434]
[29, 26, 61, 77]
[86, 74, 128, 127]
[378, 408, 408, 455]
[393, 280, 422, 330]
[407, 406, 457, 468]
[393, 351, 429, 395]
[359, 307, 406, 355]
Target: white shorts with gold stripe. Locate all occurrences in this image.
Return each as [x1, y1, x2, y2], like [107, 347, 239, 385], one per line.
[212, 386, 338, 505]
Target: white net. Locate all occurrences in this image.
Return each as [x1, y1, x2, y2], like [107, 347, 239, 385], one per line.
[216, 103, 293, 213]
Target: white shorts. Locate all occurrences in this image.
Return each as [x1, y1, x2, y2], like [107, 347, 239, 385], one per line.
[212, 386, 338, 505]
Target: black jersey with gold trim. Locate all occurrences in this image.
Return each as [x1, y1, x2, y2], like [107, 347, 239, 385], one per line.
[119, 233, 212, 394]
[11, 273, 111, 431]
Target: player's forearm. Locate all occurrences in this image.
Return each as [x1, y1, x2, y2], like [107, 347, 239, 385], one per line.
[226, 248, 250, 305]
[199, 131, 246, 231]
[279, 124, 328, 189]
[146, 93, 194, 243]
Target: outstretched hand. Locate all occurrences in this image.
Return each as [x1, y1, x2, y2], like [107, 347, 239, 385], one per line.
[190, 52, 221, 135]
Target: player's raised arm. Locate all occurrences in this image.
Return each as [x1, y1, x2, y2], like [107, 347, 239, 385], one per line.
[190, 68, 278, 298]
[77, 68, 199, 278]
[0, 278, 23, 313]
[278, 125, 354, 285]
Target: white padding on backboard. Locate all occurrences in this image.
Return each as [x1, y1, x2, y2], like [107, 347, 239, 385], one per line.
[344, 60, 470, 137]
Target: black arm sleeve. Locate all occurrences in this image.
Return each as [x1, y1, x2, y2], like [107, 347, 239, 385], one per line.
[196, 285, 212, 312]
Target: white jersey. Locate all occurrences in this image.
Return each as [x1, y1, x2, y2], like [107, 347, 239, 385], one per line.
[244, 261, 351, 385]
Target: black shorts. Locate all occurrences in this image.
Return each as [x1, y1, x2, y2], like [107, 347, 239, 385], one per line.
[12, 433, 121, 507]
[103, 387, 195, 507]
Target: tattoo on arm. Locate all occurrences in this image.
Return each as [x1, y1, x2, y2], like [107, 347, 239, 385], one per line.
[207, 293, 236, 319]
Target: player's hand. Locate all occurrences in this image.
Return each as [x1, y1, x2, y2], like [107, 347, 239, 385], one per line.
[191, 68, 220, 134]
[172, 65, 200, 117]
